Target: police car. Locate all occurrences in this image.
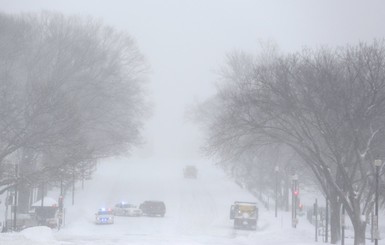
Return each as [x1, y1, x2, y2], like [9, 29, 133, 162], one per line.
[95, 208, 114, 224]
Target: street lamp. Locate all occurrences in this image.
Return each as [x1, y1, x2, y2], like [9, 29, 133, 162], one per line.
[59, 168, 64, 196]
[292, 174, 299, 228]
[58, 168, 64, 230]
[13, 163, 19, 231]
[275, 166, 279, 218]
[374, 159, 382, 245]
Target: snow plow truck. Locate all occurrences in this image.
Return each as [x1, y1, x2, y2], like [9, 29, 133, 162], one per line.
[229, 201, 258, 230]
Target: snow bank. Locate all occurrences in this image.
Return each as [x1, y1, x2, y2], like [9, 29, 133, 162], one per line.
[20, 226, 55, 242]
[0, 226, 60, 245]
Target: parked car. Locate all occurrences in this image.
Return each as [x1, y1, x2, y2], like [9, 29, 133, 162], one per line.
[113, 202, 142, 216]
[139, 201, 166, 217]
[95, 208, 114, 224]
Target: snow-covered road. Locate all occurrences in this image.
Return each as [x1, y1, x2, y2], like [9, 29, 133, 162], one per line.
[0, 157, 343, 244]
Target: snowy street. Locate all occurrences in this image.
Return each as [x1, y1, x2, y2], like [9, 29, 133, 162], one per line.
[1, 1, 385, 245]
[1, 157, 334, 244]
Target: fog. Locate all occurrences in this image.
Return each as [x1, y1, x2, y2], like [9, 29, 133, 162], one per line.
[2, 2, 385, 244]
[2, 0, 385, 160]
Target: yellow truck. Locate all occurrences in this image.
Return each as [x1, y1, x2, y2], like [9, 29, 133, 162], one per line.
[229, 201, 258, 230]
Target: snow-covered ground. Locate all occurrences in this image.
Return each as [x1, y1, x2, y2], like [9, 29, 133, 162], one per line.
[0, 157, 377, 244]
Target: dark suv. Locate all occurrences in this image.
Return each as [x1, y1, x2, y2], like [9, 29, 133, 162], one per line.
[139, 201, 166, 217]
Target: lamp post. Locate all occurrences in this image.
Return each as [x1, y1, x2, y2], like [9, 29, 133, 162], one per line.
[59, 168, 64, 230]
[292, 174, 298, 228]
[72, 164, 75, 206]
[325, 194, 329, 243]
[341, 204, 345, 245]
[275, 166, 279, 218]
[374, 159, 382, 245]
[13, 163, 19, 231]
[314, 198, 318, 242]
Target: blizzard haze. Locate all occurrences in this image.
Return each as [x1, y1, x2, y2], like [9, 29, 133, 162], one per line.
[1, 1, 385, 245]
[0, 157, 331, 245]
[2, 0, 385, 160]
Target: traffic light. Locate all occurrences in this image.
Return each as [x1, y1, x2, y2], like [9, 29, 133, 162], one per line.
[299, 203, 303, 211]
[293, 190, 299, 196]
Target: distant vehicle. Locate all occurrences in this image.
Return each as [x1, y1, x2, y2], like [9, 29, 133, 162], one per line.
[229, 201, 258, 230]
[139, 201, 166, 217]
[113, 202, 142, 216]
[183, 165, 198, 178]
[95, 208, 114, 224]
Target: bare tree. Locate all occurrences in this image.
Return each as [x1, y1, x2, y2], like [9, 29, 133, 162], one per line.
[0, 12, 149, 198]
[197, 42, 385, 245]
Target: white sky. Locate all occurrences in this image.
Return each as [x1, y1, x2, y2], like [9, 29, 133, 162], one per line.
[1, 0, 385, 160]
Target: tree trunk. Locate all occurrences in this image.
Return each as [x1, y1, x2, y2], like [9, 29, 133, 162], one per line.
[348, 198, 367, 245]
[284, 175, 290, 211]
[329, 196, 341, 244]
[351, 218, 366, 245]
[18, 148, 37, 213]
[17, 183, 31, 213]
